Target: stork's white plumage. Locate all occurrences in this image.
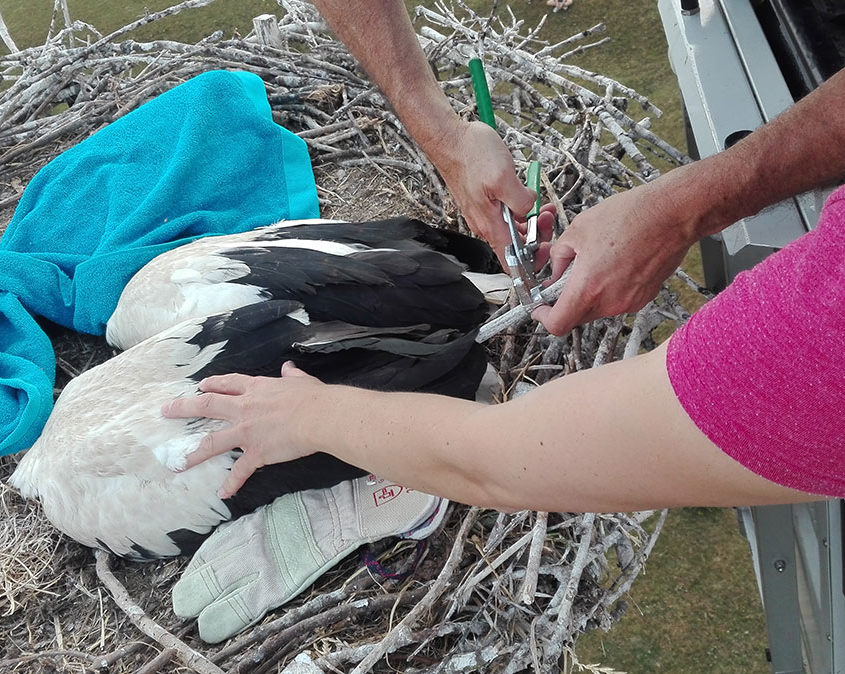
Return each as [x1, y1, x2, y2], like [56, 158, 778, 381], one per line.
[11, 311, 240, 559]
[13, 217, 504, 560]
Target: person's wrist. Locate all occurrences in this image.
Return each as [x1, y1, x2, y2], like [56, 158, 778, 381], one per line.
[404, 107, 468, 177]
[650, 162, 734, 245]
[663, 150, 767, 242]
[298, 384, 361, 460]
[290, 384, 335, 457]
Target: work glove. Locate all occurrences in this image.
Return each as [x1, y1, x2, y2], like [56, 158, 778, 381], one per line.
[172, 475, 448, 643]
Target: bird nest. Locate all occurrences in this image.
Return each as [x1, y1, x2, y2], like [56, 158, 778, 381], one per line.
[0, 1, 705, 672]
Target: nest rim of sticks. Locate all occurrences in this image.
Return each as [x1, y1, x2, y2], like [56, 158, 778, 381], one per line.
[0, 1, 705, 672]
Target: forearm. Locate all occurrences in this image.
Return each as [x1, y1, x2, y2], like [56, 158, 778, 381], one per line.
[171, 349, 813, 510]
[303, 370, 641, 513]
[665, 68, 845, 240]
[299, 343, 813, 513]
[309, 1, 538, 254]
[303, 385, 508, 508]
[311, 0, 463, 169]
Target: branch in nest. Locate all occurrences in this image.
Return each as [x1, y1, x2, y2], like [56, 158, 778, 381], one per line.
[94, 550, 224, 674]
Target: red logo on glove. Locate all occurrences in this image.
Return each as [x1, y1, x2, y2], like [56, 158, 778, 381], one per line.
[373, 485, 403, 506]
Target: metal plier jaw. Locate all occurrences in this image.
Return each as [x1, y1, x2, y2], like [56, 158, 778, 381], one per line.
[503, 160, 545, 310]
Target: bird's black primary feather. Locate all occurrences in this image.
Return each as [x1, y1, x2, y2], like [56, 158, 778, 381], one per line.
[187, 302, 485, 395]
[225, 246, 488, 330]
[253, 216, 501, 273]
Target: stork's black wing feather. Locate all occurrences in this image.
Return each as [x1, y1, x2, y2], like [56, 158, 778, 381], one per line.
[253, 216, 502, 273]
[224, 246, 489, 330]
[222, 454, 367, 522]
[188, 303, 484, 397]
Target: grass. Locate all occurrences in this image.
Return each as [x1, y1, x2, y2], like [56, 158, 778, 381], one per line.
[0, 0, 278, 48]
[577, 508, 770, 673]
[2, 1, 767, 672]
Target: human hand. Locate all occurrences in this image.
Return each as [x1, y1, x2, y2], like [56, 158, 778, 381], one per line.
[431, 120, 539, 262]
[531, 177, 698, 335]
[161, 361, 324, 498]
[172, 474, 448, 643]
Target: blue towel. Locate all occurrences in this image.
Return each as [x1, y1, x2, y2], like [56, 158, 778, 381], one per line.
[0, 70, 320, 456]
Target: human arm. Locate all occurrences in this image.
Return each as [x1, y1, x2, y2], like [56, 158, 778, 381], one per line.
[533, 67, 845, 335]
[162, 347, 814, 513]
[309, 0, 537, 257]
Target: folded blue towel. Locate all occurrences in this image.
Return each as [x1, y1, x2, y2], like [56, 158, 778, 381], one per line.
[0, 70, 320, 455]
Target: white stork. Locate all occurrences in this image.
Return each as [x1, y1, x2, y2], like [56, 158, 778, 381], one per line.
[11, 218, 506, 560]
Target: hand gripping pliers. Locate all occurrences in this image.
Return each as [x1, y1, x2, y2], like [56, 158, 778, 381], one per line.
[469, 57, 546, 310]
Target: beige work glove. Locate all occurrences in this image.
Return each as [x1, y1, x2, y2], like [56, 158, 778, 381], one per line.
[172, 475, 447, 643]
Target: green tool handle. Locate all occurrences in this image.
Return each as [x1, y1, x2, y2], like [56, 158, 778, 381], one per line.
[469, 58, 496, 129]
[525, 160, 541, 219]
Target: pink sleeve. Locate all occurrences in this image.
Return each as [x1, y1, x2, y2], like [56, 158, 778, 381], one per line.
[666, 185, 845, 498]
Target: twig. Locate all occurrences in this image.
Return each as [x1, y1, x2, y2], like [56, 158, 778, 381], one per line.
[240, 587, 428, 674]
[519, 511, 548, 604]
[0, 6, 18, 53]
[476, 269, 571, 342]
[350, 508, 481, 673]
[94, 550, 225, 674]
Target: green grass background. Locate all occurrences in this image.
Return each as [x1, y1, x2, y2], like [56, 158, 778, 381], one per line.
[0, 1, 771, 672]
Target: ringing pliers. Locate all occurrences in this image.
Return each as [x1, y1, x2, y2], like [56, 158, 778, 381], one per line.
[469, 58, 545, 310]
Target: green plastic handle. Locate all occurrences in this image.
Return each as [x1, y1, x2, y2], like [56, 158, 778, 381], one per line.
[468, 58, 496, 129]
[526, 160, 541, 219]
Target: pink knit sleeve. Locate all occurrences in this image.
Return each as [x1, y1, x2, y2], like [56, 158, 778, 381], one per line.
[666, 185, 845, 498]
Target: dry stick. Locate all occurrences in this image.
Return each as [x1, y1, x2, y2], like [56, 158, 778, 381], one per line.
[513, 47, 678, 166]
[596, 509, 667, 610]
[90, 641, 152, 672]
[386, 126, 449, 216]
[0, 6, 18, 53]
[516, 323, 547, 369]
[448, 529, 534, 617]
[675, 267, 715, 300]
[349, 508, 481, 674]
[211, 577, 376, 665]
[609, 108, 691, 165]
[93, 550, 225, 674]
[24, 72, 78, 124]
[46, 0, 63, 44]
[483, 510, 529, 554]
[536, 333, 568, 384]
[136, 647, 177, 674]
[576, 510, 667, 636]
[309, 620, 488, 673]
[541, 170, 569, 229]
[535, 22, 607, 57]
[245, 587, 430, 674]
[623, 301, 660, 360]
[0, 650, 99, 671]
[88, 0, 218, 53]
[597, 108, 656, 178]
[518, 511, 548, 605]
[47, 0, 74, 49]
[476, 269, 571, 343]
[591, 316, 624, 368]
[545, 512, 597, 665]
[426, 643, 511, 673]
